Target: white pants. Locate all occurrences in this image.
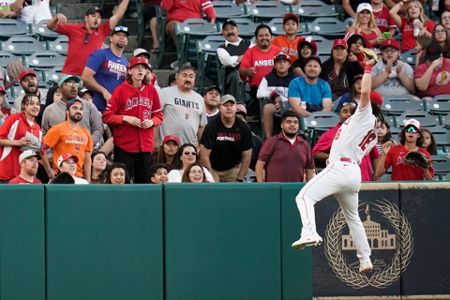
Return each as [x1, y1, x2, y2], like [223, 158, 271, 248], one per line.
[20, 0, 52, 24]
[295, 160, 371, 262]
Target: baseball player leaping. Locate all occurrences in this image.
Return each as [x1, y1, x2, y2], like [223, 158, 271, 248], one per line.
[291, 49, 381, 274]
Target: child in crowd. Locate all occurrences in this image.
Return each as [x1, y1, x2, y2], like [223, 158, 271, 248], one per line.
[376, 118, 395, 155]
[150, 163, 169, 184]
[291, 39, 318, 76]
[106, 162, 130, 184]
[420, 128, 438, 155]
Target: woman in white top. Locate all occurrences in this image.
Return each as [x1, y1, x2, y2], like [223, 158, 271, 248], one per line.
[168, 143, 214, 182]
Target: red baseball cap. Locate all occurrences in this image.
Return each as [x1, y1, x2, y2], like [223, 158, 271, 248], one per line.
[370, 91, 383, 107]
[380, 38, 400, 51]
[18, 69, 36, 82]
[128, 57, 149, 69]
[162, 134, 180, 146]
[0, 86, 6, 94]
[283, 13, 299, 25]
[298, 39, 318, 55]
[332, 39, 348, 49]
[57, 153, 79, 167]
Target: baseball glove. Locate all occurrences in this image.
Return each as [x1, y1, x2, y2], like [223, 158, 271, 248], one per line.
[6, 59, 24, 82]
[404, 151, 429, 169]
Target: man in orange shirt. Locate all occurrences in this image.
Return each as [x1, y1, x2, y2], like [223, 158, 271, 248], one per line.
[271, 13, 303, 64]
[43, 99, 93, 181]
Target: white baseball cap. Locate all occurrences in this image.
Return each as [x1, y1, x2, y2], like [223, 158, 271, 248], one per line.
[357, 3, 373, 13]
[403, 118, 421, 129]
[19, 150, 41, 163]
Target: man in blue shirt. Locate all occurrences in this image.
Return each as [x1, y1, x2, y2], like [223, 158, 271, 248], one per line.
[288, 56, 332, 117]
[81, 26, 129, 112]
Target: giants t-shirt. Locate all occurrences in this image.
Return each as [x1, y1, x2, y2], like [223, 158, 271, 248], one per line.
[240, 45, 280, 87]
[85, 48, 128, 112]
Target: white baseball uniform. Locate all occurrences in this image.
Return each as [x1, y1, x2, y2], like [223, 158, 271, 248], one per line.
[295, 103, 377, 264]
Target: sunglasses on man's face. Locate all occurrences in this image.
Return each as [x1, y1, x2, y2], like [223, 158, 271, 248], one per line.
[406, 126, 418, 133]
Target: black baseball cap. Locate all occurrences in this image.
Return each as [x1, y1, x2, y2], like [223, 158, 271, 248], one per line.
[222, 19, 238, 30]
[203, 85, 222, 96]
[66, 98, 83, 110]
[112, 26, 129, 36]
[425, 41, 442, 61]
[85, 6, 103, 17]
[304, 55, 321, 65]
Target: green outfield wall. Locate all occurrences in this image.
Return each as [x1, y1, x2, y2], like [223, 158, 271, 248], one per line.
[1, 182, 447, 299]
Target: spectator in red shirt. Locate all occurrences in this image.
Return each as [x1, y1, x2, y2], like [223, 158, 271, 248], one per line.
[255, 111, 315, 182]
[390, 0, 435, 52]
[102, 57, 163, 183]
[0, 94, 41, 183]
[8, 150, 42, 184]
[375, 118, 434, 180]
[47, 1, 130, 75]
[415, 41, 450, 99]
[371, 0, 397, 37]
[239, 24, 280, 117]
[157, 0, 216, 50]
[312, 102, 379, 181]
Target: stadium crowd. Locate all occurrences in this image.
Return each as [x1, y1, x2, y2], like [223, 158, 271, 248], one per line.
[0, 0, 449, 184]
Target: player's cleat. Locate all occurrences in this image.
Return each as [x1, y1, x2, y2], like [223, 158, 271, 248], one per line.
[360, 47, 378, 65]
[359, 260, 373, 274]
[291, 234, 323, 250]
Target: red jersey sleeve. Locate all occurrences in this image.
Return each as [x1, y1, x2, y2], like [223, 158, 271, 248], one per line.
[312, 127, 336, 156]
[0, 114, 16, 138]
[201, 0, 216, 20]
[384, 146, 394, 170]
[55, 23, 79, 36]
[102, 87, 125, 125]
[149, 85, 163, 127]
[161, 0, 174, 12]
[425, 20, 435, 33]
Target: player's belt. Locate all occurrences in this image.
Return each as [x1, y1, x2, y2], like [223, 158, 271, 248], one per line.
[339, 157, 353, 163]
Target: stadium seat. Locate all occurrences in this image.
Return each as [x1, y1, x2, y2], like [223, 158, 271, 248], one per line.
[267, 18, 310, 36]
[42, 66, 63, 84]
[0, 19, 28, 40]
[213, 1, 247, 21]
[154, 5, 167, 69]
[303, 35, 332, 55]
[442, 172, 450, 181]
[228, 18, 259, 39]
[47, 36, 68, 55]
[174, 18, 220, 66]
[26, 51, 65, 69]
[0, 51, 14, 68]
[196, 36, 226, 92]
[2, 36, 47, 56]
[292, 0, 338, 20]
[400, 49, 417, 67]
[247, 1, 291, 23]
[307, 17, 346, 38]
[429, 126, 450, 149]
[302, 111, 339, 145]
[381, 96, 424, 117]
[396, 110, 440, 128]
[431, 155, 450, 176]
[32, 19, 61, 40]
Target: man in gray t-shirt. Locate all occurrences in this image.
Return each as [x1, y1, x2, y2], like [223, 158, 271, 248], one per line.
[157, 64, 207, 147]
[371, 39, 416, 98]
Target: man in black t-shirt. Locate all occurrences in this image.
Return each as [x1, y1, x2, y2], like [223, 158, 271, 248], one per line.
[200, 94, 253, 182]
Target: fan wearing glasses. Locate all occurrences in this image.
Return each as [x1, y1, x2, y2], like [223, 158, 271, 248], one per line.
[375, 118, 434, 180]
[47, 0, 130, 76]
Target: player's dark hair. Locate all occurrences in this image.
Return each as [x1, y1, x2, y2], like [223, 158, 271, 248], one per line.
[255, 23, 272, 37]
[399, 126, 424, 147]
[281, 110, 299, 123]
